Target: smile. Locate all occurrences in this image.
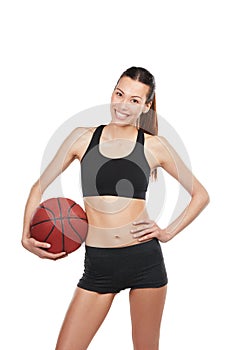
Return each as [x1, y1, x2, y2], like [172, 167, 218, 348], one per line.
[115, 110, 130, 118]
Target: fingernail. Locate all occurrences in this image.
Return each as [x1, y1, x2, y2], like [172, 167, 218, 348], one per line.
[47, 243, 51, 247]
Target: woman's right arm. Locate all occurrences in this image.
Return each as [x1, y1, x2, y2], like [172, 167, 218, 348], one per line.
[21, 127, 89, 260]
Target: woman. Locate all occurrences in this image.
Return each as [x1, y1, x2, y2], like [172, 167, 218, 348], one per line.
[21, 66, 210, 350]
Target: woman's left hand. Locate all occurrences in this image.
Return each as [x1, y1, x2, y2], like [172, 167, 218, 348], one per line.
[130, 219, 172, 243]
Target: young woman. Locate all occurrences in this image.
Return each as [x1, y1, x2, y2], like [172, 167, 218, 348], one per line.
[21, 66, 210, 350]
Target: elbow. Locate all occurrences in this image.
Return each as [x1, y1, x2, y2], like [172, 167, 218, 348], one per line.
[195, 188, 210, 208]
[203, 192, 210, 208]
[202, 187, 210, 205]
[30, 180, 42, 196]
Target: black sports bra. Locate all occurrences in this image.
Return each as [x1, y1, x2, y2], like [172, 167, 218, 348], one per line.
[80, 125, 151, 200]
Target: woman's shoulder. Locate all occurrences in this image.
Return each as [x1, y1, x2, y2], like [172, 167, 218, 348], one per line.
[144, 132, 169, 148]
[144, 132, 182, 168]
[71, 125, 97, 132]
[69, 125, 99, 139]
[68, 126, 100, 160]
[68, 125, 101, 147]
[144, 133, 173, 162]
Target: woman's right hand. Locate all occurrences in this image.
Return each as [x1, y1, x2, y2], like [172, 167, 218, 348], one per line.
[21, 129, 84, 260]
[21, 236, 68, 260]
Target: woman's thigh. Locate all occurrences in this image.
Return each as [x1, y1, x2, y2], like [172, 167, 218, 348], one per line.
[129, 285, 167, 350]
[55, 287, 117, 350]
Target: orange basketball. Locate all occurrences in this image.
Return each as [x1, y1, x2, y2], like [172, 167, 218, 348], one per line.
[30, 197, 88, 254]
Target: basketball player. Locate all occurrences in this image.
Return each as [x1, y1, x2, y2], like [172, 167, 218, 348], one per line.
[21, 67, 210, 350]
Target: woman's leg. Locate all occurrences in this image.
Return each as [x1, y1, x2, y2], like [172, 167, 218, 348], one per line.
[129, 285, 167, 350]
[55, 287, 117, 350]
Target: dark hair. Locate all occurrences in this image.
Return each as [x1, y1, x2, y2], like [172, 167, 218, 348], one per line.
[116, 66, 158, 181]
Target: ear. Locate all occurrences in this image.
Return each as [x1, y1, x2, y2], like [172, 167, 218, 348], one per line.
[143, 100, 153, 114]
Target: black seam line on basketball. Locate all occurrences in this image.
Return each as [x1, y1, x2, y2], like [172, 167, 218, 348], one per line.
[30, 217, 86, 227]
[44, 224, 56, 242]
[30, 219, 54, 227]
[67, 203, 84, 243]
[57, 198, 65, 251]
[34, 205, 57, 227]
[39, 206, 57, 222]
[67, 217, 84, 243]
[68, 202, 86, 220]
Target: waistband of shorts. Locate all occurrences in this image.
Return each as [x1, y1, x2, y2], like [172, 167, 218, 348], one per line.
[84, 238, 158, 255]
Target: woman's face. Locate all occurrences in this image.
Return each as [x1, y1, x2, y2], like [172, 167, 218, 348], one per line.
[110, 76, 152, 125]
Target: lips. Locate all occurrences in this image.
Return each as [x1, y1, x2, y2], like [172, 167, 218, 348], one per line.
[115, 110, 130, 119]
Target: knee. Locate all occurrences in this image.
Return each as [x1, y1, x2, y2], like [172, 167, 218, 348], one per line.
[132, 339, 159, 350]
[132, 333, 159, 350]
[133, 344, 159, 350]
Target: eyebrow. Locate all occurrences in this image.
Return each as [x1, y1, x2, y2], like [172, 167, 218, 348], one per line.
[116, 87, 142, 100]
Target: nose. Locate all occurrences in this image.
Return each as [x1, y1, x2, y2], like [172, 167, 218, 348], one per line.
[120, 104, 128, 112]
[118, 99, 130, 112]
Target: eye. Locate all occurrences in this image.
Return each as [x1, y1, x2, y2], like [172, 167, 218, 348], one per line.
[116, 91, 122, 97]
[131, 99, 139, 104]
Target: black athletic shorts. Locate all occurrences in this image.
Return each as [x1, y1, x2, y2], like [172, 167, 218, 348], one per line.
[77, 238, 168, 294]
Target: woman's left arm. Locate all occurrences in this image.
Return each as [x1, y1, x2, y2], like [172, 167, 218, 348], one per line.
[131, 136, 210, 243]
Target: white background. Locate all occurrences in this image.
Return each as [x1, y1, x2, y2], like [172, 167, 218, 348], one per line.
[1, 0, 232, 349]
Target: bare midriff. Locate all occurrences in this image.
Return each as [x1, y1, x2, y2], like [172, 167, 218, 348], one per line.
[83, 195, 151, 248]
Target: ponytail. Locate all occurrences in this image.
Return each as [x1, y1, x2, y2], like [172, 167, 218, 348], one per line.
[136, 93, 158, 181]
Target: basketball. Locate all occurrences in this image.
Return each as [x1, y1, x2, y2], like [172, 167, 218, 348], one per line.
[30, 197, 88, 254]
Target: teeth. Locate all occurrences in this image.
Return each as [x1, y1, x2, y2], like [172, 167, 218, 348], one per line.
[116, 110, 129, 118]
